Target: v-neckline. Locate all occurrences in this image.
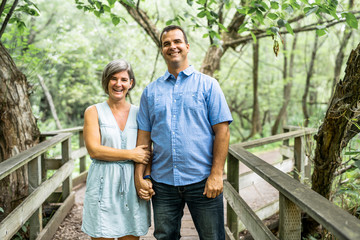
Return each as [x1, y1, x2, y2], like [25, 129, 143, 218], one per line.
[106, 102, 132, 132]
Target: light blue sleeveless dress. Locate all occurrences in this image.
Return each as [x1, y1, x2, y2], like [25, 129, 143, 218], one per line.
[82, 102, 150, 238]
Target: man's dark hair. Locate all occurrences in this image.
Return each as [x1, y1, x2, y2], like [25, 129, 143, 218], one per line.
[159, 25, 188, 48]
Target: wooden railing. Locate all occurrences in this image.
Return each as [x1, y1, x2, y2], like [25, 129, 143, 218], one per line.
[224, 127, 360, 240]
[0, 127, 88, 240]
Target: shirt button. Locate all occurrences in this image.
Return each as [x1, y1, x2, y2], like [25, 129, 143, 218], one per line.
[173, 115, 176, 118]
[172, 131, 175, 134]
[174, 165, 177, 168]
[174, 100, 176, 102]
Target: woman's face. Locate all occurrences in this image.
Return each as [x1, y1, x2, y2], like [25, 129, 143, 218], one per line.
[107, 71, 133, 101]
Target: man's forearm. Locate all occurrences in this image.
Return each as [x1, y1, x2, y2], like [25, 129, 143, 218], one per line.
[211, 122, 230, 177]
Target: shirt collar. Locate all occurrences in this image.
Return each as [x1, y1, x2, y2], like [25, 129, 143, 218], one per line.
[164, 65, 195, 81]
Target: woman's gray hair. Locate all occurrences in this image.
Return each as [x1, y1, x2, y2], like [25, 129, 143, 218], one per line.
[101, 59, 136, 95]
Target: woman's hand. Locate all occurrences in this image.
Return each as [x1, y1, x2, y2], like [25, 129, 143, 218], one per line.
[132, 145, 150, 164]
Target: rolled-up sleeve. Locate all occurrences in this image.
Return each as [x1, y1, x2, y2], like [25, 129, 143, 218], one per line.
[137, 87, 152, 132]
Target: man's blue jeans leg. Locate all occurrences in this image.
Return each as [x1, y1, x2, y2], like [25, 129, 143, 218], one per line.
[152, 179, 225, 240]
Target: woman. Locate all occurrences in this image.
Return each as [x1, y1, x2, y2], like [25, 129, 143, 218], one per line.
[82, 59, 151, 240]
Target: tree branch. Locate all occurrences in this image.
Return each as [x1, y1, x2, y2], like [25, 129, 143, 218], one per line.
[120, 1, 160, 48]
[0, 0, 18, 40]
[0, 0, 7, 17]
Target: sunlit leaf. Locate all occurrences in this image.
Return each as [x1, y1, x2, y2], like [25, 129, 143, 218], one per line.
[270, 1, 279, 9]
[268, 13, 278, 20]
[343, 12, 358, 29]
[285, 22, 294, 35]
[250, 31, 257, 43]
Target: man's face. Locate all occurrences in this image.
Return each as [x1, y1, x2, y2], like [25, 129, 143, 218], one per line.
[161, 29, 189, 66]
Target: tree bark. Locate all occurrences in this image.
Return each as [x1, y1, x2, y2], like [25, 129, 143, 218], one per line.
[303, 41, 360, 235]
[37, 75, 62, 129]
[0, 42, 40, 221]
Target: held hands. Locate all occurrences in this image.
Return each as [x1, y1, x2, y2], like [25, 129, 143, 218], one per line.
[135, 178, 155, 201]
[203, 174, 223, 198]
[132, 145, 150, 164]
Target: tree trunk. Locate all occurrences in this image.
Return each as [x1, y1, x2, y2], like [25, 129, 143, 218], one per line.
[37, 74, 62, 129]
[200, 45, 224, 77]
[0, 42, 40, 221]
[272, 34, 298, 135]
[245, 41, 261, 140]
[302, 33, 318, 127]
[303, 41, 360, 235]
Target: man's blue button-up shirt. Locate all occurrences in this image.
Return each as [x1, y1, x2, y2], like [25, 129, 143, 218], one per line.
[137, 66, 233, 186]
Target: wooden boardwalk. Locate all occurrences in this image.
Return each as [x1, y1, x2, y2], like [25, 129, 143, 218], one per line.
[53, 150, 281, 239]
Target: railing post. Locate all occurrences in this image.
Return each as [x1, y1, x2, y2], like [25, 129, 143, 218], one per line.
[28, 155, 42, 240]
[227, 153, 239, 239]
[293, 136, 305, 183]
[79, 130, 86, 173]
[304, 133, 312, 180]
[279, 193, 301, 240]
[62, 137, 72, 201]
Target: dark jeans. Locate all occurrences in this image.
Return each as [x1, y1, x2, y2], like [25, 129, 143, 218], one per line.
[152, 178, 225, 240]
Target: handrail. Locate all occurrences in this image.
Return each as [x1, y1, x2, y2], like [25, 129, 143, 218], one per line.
[228, 146, 360, 239]
[0, 133, 72, 181]
[41, 126, 83, 136]
[232, 128, 317, 150]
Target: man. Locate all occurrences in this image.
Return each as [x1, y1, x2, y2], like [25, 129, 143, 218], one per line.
[135, 25, 232, 240]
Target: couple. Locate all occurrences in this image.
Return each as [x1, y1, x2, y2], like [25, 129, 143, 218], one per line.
[81, 25, 233, 240]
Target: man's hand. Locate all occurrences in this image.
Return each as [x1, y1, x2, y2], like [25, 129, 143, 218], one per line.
[203, 174, 223, 198]
[135, 178, 155, 201]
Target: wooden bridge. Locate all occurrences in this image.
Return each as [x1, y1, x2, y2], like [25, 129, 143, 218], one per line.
[1, 126, 360, 239]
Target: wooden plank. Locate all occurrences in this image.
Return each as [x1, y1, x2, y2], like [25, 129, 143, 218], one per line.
[0, 160, 74, 240]
[0, 133, 72, 181]
[62, 139, 72, 201]
[279, 145, 293, 159]
[237, 199, 280, 233]
[73, 171, 88, 187]
[71, 147, 87, 161]
[228, 146, 360, 239]
[224, 181, 278, 240]
[225, 226, 237, 240]
[41, 126, 83, 137]
[36, 192, 75, 240]
[79, 131, 86, 173]
[28, 156, 42, 240]
[44, 147, 87, 171]
[227, 153, 239, 239]
[232, 129, 316, 150]
[45, 159, 62, 170]
[293, 136, 305, 182]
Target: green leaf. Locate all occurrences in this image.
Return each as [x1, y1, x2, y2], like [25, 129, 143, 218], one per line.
[316, 28, 326, 36]
[285, 22, 294, 35]
[299, 0, 309, 4]
[268, 13, 279, 20]
[250, 31, 257, 43]
[17, 21, 26, 34]
[197, 0, 206, 5]
[270, 1, 279, 9]
[111, 16, 120, 26]
[260, 2, 269, 10]
[238, 26, 248, 34]
[103, 5, 111, 12]
[305, 6, 319, 17]
[21, 225, 27, 233]
[0, 207, 3, 213]
[94, 11, 101, 18]
[344, 12, 358, 29]
[277, 19, 287, 27]
[344, 151, 360, 155]
[236, 7, 247, 15]
[202, 33, 209, 38]
[166, 19, 173, 25]
[107, 0, 116, 6]
[197, 10, 207, 18]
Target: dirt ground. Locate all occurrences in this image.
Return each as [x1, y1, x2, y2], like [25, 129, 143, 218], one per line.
[52, 184, 90, 240]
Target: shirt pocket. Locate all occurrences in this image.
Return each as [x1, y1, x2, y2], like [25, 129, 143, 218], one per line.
[150, 93, 167, 115]
[183, 91, 204, 112]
